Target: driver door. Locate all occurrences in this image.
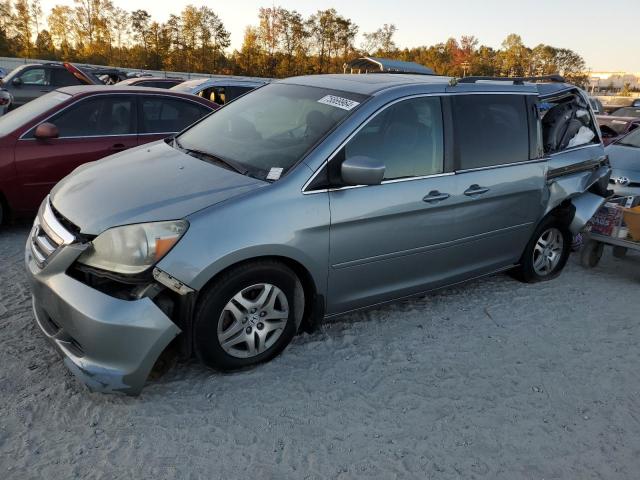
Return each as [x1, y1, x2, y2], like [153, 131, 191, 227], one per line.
[12, 95, 137, 213]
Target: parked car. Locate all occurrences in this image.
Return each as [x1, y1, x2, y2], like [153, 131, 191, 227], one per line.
[589, 97, 604, 114]
[25, 73, 610, 394]
[0, 67, 7, 79]
[171, 76, 271, 105]
[116, 77, 184, 89]
[0, 62, 127, 110]
[0, 85, 217, 223]
[0, 88, 11, 116]
[599, 97, 636, 115]
[605, 128, 640, 196]
[609, 106, 640, 118]
[597, 114, 640, 145]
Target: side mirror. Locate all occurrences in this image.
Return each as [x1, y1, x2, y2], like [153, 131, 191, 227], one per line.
[34, 122, 59, 140]
[12, 77, 22, 87]
[341, 155, 385, 186]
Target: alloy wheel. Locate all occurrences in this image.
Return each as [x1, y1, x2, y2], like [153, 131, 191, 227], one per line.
[532, 227, 564, 276]
[216, 283, 289, 359]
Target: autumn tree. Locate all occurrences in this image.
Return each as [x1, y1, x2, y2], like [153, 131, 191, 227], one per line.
[362, 23, 397, 57]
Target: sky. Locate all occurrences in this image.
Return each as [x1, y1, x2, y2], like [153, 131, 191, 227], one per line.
[39, 0, 640, 72]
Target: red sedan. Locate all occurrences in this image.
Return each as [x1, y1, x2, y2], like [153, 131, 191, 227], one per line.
[0, 85, 217, 224]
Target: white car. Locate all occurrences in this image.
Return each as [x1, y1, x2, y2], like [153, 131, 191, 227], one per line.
[0, 89, 12, 116]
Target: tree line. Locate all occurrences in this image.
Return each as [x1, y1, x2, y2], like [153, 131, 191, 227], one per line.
[0, 1, 588, 85]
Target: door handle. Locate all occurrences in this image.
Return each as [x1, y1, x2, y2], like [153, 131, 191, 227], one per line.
[423, 190, 450, 203]
[111, 143, 127, 151]
[464, 184, 490, 196]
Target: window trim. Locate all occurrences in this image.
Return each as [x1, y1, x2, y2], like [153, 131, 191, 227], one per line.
[21, 94, 137, 140]
[18, 93, 212, 140]
[304, 92, 544, 194]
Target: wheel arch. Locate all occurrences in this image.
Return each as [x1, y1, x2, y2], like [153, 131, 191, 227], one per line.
[193, 254, 324, 332]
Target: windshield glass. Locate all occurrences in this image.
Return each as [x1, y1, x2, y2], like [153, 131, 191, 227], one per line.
[176, 83, 367, 180]
[612, 107, 640, 118]
[617, 128, 640, 148]
[0, 90, 70, 136]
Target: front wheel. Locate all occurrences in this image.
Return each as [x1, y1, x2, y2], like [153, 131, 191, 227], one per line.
[193, 261, 304, 371]
[513, 217, 571, 283]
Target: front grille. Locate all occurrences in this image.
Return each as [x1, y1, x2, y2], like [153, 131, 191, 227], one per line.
[30, 196, 76, 268]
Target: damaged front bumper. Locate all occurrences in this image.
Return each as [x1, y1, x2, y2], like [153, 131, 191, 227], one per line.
[25, 200, 181, 395]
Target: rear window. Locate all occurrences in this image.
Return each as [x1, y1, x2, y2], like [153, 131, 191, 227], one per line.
[453, 94, 530, 170]
[140, 97, 210, 134]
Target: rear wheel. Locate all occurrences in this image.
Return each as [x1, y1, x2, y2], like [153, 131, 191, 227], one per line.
[193, 261, 303, 371]
[514, 216, 571, 282]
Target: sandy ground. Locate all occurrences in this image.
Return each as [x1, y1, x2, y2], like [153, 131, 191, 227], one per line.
[1, 223, 640, 479]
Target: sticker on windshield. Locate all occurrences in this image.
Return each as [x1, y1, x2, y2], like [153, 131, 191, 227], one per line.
[267, 167, 283, 181]
[317, 95, 360, 111]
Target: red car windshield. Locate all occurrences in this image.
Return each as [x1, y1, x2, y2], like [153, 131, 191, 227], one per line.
[0, 91, 71, 136]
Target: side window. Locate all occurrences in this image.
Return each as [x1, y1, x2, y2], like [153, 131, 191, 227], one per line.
[51, 68, 82, 87]
[344, 96, 444, 180]
[140, 97, 208, 134]
[453, 94, 529, 169]
[19, 68, 49, 86]
[48, 97, 134, 137]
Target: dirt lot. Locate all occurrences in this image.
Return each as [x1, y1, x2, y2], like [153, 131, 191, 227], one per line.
[1, 223, 640, 479]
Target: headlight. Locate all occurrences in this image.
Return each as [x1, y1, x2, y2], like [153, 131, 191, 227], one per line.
[77, 220, 188, 274]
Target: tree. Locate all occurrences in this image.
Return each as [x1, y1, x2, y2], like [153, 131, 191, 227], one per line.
[14, 0, 32, 57]
[130, 9, 151, 66]
[362, 24, 397, 57]
[35, 29, 55, 58]
[499, 33, 529, 77]
[30, 0, 43, 38]
[234, 26, 262, 75]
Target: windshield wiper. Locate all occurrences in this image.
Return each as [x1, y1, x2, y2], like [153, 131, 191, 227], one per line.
[173, 139, 248, 175]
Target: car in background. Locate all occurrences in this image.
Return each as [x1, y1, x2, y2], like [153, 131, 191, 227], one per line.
[0, 85, 217, 223]
[117, 77, 184, 89]
[0, 62, 128, 110]
[171, 76, 271, 105]
[589, 97, 604, 115]
[605, 128, 640, 196]
[0, 67, 7, 79]
[0, 89, 11, 116]
[596, 115, 640, 145]
[609, 106, 640, 118]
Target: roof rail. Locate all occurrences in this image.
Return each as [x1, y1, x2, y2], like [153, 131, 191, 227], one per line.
[458, 74, 566, 85]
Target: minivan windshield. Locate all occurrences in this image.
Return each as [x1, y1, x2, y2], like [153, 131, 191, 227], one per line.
[176, 83, 367, 180]
[0, 90, 70, 136]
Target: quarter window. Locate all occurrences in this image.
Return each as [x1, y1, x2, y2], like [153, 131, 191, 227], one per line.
[140, 97, 209, 133]
[453, 94, 530, 169]
[47, 97, 134, 137]
[344, 96, 444, 180]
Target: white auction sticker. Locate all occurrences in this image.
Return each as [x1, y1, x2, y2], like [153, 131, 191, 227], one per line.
[266, 167, 284, 181]
[317, 95, 360, 111]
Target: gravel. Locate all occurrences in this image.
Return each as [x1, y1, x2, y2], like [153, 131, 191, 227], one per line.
[1, 223, 639, 479]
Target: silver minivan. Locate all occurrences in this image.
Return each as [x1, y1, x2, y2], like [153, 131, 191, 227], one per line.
[26, 74, 611, 394]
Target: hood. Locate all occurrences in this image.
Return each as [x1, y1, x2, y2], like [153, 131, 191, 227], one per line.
[606, 144, 640, 173]
[51, 141, 266, 235]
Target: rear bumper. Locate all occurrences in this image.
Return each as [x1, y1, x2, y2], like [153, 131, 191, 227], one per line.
[25, 221, 180, 395]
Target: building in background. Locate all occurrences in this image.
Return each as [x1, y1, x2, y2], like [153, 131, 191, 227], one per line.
[588, 72, 640, 94]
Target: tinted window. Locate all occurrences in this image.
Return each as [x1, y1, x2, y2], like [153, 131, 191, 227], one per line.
[140, 97, 209, 133]
[51, 68, 82, 87]
[1, 91, 70, 136]
[49, 96, 134, 137]
[226, 86, 256, 102]
[345, 97, 444, 180]
[19, 68, 49, 85]
[453, 94, 529, 169]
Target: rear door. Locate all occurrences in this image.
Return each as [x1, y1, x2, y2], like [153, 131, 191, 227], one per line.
[11, 67, 52, 107]
[137, 95, 213, 144]
[12, 95, 137, 212]
[450, 93, 546, 276]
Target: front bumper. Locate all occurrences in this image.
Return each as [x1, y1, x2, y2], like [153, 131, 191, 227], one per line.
[25, 200, 181, 395]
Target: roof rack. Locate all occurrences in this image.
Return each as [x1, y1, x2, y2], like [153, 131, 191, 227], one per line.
[458, 74, 565, 85]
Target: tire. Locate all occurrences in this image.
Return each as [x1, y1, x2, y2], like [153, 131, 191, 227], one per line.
[513, 216, 571, 283]
[193, 260, 304, 371]
[612, 246, 628, 259]
[580, 240, 604, 268]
